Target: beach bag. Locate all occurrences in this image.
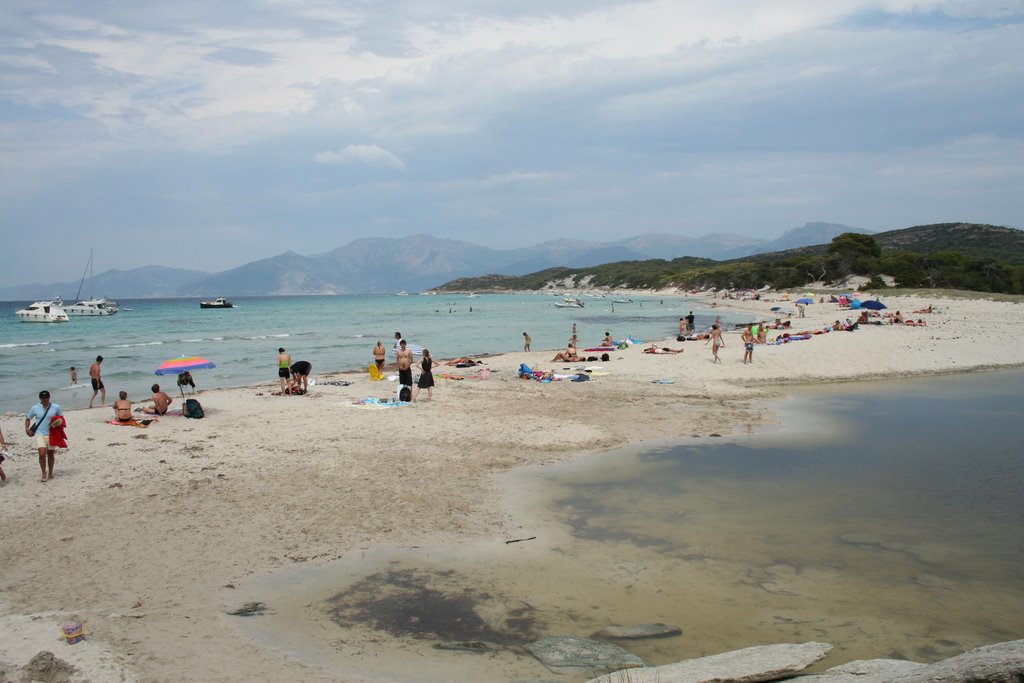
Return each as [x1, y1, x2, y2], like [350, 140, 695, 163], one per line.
[398, 386, 412, 403]
[184, 398, 205, 419]
[601, 353, 610, 362]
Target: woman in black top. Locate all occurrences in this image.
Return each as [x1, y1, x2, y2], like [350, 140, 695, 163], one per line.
[413, 349, 434, 402]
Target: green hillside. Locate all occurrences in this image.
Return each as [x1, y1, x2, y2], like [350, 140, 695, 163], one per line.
[436, 223, 1024, 294]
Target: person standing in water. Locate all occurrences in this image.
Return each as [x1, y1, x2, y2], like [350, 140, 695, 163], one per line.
[522, 332, 532, 352]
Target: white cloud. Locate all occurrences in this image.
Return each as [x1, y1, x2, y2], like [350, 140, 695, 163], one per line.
[314, 144, 406, 170]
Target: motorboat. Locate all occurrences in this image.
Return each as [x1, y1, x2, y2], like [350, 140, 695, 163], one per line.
[612, 298, 634, 304]
[67, 249, 118, 316]
[65, 296, 118, 316]
[16, 299, 69, 323]
[555, 298, 584, 308]
[200, 297, 234, 308]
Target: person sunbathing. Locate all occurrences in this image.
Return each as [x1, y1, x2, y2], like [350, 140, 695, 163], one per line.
[551, 347, 582, 362]
[445, 357, 482, 367]
[643, 344, 683, 354]
[912, 305, 933, 314]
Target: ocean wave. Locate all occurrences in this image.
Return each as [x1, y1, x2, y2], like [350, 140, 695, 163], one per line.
[270, 334, 289, 338]
[212, 337, 224, 341]
[181, 338, 204, 343]
[0, 341, 51, 348]
[110, 341, 164, 348]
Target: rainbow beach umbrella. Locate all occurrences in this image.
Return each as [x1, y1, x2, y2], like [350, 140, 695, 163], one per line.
[156, 356, 216, 396]
[155, 356, 216, 375]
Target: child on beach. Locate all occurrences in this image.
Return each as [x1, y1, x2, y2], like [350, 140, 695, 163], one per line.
[69, 367, 77, 385]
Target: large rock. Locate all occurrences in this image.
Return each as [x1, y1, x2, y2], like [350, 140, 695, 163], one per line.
[594, 623, 683, 640]
[800, 658, 927, 680]
[884, 639, 1024, 682]
[526, 635, 649, 676]
[585, 641, 832, 683]
[797, 639, 1024, 682]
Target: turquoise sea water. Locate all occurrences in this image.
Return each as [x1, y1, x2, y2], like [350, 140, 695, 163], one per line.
[0, 293, 736, 415]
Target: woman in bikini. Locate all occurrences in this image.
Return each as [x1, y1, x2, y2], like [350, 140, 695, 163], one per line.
[373, 340, 387, 373]
[706, 324, 724, 364]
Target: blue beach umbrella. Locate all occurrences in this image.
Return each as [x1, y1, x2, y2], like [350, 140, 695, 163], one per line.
[860, 300, 887, 310]
[796, 298, 813, 304]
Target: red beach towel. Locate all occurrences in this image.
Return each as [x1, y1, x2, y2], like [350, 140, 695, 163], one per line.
[49, 415, 68, 448]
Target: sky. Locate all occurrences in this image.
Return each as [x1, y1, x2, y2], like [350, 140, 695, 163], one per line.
[2, 0, 1023, 287]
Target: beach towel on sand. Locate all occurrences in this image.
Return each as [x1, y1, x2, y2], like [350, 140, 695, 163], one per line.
[108, 418, 157, 428]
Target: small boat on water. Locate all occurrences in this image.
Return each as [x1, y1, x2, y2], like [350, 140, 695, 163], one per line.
[16, 299, 69, 323]
[555, 297, 584, 309]
[612, 298, 634, 304]
[200, 297, 234, 309]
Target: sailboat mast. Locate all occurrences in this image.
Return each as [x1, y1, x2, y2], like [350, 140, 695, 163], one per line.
[74, 250, 93, 302]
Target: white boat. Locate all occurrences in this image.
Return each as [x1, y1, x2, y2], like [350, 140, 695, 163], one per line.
[612, 298, 633, 304]
[65, 296, 119, 316]
[555, 298, 584, 308]
[466, 293, 478, 299]
[200, 297, 235, 309]
[16, 299, 69, 323]
[66, 249, 118, 316]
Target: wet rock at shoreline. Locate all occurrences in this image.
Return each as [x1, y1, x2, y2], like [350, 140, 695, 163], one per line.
[783, 639, 1024, 682]
[593, 623, 682, 640]
[526, 635, 648, 676]
[585, 641, 832, 683]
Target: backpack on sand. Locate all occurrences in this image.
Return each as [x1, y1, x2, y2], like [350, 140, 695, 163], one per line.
[184, 398, 205, 419]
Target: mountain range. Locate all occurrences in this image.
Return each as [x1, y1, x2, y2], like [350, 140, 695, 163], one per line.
[0, 222, 870, 299]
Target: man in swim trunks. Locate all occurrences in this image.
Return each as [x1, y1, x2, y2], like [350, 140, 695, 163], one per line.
[742, 324, 755, 364]
[277, 347, 291, 395]
[143, 383, 173, 415]
[290, 360, 312, 394]
[685, 311, 695, 333]
[113, 391, 133, 422]
[88, 355, 105, 408]
[396, 340, 414, 388]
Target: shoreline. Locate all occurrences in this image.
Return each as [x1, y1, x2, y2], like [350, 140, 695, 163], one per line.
[2, 292, 1023, 681]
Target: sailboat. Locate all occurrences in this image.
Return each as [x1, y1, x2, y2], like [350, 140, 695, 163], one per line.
[65, 250, 118, 316]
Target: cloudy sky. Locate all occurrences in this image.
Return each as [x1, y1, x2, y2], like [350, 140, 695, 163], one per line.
[2, 0, 1022, 286]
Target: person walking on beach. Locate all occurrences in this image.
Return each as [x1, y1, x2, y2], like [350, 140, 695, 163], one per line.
[373, 341, 387, 373]
[113, 391, 133, 423]
[88, 356, 105, 408]
[523, 332, 531, 352]
[412, 349, 435, 402]
[277, 347, 292, 395]
[26, 390, 63, 482]
[706, 324, 724, 364]
[70, 367, 78, 386]
[396, 340, 414, 389]
[742, 324, 755, 364]
[143, 384, 173, 415]
[686, 311, 696, 333]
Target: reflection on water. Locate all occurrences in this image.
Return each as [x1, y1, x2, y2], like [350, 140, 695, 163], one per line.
[235, 370, 1024, 682]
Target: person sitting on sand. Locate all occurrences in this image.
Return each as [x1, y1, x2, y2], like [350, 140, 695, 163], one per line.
[113, 391, 133, 423]
[602, 332, 614, 346]
[551, 346, 582, 362]
[143, 384, 173, 415]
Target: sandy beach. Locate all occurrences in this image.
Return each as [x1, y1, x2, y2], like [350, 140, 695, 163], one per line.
[2, 291, 1023, 682]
